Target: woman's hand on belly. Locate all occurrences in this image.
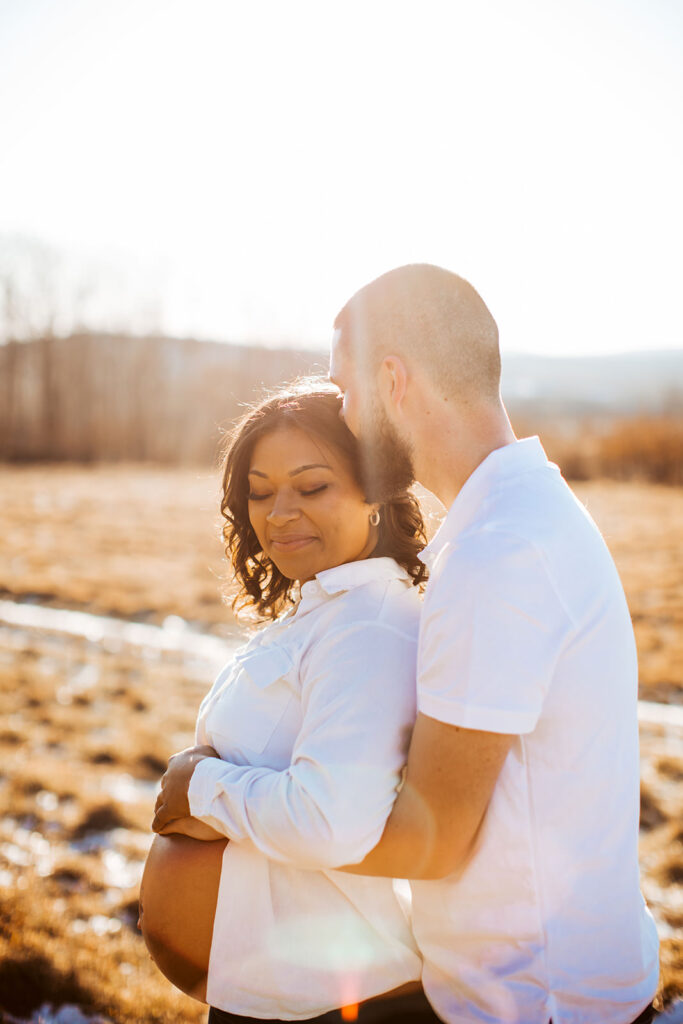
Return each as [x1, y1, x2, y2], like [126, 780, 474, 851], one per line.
[139, 833, 227, 1002]
[152, 744, 220, 834]
[157, 816, 226, 841]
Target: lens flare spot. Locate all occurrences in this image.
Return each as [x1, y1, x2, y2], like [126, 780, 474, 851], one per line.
[341, 1005, 359, 1021]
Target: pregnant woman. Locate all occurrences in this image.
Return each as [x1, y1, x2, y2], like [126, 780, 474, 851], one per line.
[140, 384, 441, 1023]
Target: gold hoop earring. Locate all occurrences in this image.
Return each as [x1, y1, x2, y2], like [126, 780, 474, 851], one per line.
[369, 510, 380, 527]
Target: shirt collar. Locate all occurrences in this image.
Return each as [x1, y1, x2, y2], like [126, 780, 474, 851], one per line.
[419, 437, 550, 569]
[296, 556, 412, 615]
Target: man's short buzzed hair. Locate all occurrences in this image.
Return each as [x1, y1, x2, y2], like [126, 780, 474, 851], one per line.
[334, 264, 501, 403]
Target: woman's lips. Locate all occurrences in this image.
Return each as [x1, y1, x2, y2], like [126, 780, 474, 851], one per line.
[269, 536, 317, 552]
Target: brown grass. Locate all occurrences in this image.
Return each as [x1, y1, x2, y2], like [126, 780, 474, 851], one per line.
[0, 626, 211, 1022]
[0, 463, 234, 630]
[519, 414, 683, 486]
[0, 464, 681, 1019]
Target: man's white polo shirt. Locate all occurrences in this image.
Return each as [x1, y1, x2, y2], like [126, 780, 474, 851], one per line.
[188, 556, 422, 1019]
[411, 437, 659, 1024]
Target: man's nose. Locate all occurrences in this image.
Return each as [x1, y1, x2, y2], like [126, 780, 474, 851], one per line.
[266, 491, 300, 524]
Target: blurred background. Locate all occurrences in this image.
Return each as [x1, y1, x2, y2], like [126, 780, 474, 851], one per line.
[0, 1, 682, 1022]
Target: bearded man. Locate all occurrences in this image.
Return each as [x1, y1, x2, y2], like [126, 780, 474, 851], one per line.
[329, 264, 659, 1024]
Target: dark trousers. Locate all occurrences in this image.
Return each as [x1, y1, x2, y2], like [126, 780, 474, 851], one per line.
[208, 991, 443, 1023]
[550, 1005, 656, 1024]
[210, 997, 656, 1024]
[625, 1005, 658, 1024]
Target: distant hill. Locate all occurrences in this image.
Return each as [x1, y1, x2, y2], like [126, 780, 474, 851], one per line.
[501, 349, 683, 420]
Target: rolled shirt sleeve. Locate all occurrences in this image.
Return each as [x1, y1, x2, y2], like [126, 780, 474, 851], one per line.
[418, 530, 575, 734]
[188, 621, 417, 868]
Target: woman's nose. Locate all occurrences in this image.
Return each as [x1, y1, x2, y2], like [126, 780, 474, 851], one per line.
[266, 492, 300, 524]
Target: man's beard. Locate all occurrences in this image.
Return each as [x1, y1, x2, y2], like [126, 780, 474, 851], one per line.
[358, 402, 415, 503]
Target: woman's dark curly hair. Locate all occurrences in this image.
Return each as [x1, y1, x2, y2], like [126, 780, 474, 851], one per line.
[220, 381, 428, 620]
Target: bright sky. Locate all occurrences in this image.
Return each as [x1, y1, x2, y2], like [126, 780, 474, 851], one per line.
[0, 0, 681, 355]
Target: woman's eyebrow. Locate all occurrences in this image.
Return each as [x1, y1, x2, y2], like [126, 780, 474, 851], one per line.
[289, 463, 333, 477]
[247, 463, 333, 478]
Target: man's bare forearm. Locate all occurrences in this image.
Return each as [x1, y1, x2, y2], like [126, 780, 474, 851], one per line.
[340, 782, 471, 880]
[340, 715, 514, 880]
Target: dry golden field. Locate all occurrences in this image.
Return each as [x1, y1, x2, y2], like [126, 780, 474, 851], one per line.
[0, 464, 681, 1022]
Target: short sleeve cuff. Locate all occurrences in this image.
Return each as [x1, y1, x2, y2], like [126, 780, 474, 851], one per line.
[417, 691, 540, 735]
[188, 755, 228, 821]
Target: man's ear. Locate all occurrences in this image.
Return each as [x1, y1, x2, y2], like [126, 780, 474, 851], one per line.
[378, 355, 408, 411]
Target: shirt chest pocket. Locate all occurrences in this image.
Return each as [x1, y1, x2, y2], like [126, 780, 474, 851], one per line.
[206, 644, 295, 755]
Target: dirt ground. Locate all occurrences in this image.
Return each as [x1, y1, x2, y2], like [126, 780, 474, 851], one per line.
[0, 464, 681, 1021]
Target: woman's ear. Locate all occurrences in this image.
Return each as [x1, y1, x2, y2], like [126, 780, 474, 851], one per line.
[378, 355, 408, 412]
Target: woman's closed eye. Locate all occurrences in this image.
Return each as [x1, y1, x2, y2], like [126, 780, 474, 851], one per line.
[300, 484, 328, 497]
[248, 484, 329, 502]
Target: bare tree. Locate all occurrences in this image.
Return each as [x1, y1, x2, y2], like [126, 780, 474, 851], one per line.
[0, 235, 62, 342]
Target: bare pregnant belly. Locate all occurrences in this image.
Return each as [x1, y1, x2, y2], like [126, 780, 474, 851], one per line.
[140, 833, 228, 1002]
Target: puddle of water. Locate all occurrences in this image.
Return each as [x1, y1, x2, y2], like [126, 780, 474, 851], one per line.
[0, 599, 241, 671]
[2, 599, 680, 728]
[3, 1005, 112, 1024]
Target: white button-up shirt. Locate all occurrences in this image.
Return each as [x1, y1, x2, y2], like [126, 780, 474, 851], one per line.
[188, 556, 422, 1019]
[411, 437, 659, 1024]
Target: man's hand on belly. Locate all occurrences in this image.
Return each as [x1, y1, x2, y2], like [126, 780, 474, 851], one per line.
[152, 744, 219, 833]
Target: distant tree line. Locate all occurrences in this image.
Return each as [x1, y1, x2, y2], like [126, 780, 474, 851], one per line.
[0, 334, 325, 463]
[1, 332, 681, 483]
